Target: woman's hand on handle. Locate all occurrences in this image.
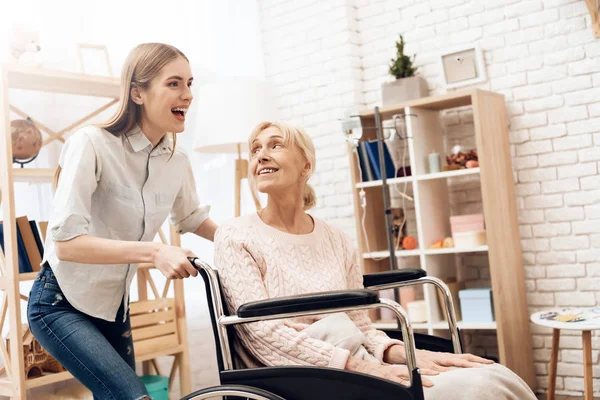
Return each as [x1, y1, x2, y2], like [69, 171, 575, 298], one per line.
[152, 244, 198, 279]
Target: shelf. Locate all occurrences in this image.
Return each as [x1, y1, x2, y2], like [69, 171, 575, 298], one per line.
[422, 245, 488, 255]
[417, 167, 480, 182]
[350, 89, 536, 388]
[431, 321, 497, 330]
[135, 344, 185, 362]
[363, 249, 421, 259]
[359, 89, 485, 120]
[373, 320, 497, 331]
[25, 371, 74, 389]
[10, 346, 185, 389]
[356, 175, 412, 189]
[19, 272, 38, 281]
[0, 272, 39, 287]
[355, 168, 480, 189]
[12, 168, 55, 183]
[0, 63, 193, 399]
[373, 321, 430, 330]
[4, 64, 120, 98]
[363, 245, 487, 259]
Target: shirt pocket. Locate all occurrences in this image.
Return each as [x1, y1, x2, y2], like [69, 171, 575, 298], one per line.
[155, 191, 176, 209]
[98, 182, 143, 236]
[106, 182, 138, 202]
[151, 191, 176, 234]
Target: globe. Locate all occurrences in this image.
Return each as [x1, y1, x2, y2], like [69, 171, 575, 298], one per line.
[11, 118, 42, 163]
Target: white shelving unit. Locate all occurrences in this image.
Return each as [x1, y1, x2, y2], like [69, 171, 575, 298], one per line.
[348, 89, 536, 389]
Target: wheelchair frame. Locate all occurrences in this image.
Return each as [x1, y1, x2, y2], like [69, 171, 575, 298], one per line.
[182, 258, 462, 400]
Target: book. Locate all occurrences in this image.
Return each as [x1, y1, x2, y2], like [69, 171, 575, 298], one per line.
[364, 140, 396, 180]
[356, 144, 369, 182]
[16, 216, 42, 272]
[38, 221, 48, 242]
[0, 222, 34, 273]
[358, 142, 375, 181]
[29, 220, 45, 262]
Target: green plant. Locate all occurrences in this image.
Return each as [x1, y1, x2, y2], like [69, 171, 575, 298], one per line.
[389, 34, 417, 79]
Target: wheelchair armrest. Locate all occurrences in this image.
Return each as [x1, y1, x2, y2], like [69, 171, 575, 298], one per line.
[237, 289, 379, 318]
[362, 269, 426, 288]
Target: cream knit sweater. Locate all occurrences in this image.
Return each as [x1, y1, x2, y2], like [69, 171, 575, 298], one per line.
[214, 213, 401, 370]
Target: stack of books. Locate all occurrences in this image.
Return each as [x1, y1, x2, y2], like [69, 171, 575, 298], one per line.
[357, 141, 411, 182]
[0, 216, 46, 273]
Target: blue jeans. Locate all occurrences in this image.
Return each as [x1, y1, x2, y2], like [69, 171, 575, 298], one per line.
[27, 265, 150, 400]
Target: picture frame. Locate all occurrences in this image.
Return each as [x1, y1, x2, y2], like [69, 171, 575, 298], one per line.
[76, 43, 113, 76]
[439, 43, 486, 89]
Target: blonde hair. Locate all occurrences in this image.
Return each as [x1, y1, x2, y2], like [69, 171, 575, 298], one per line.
[54, 43, 188, 189]
[248, 121, 316, 211]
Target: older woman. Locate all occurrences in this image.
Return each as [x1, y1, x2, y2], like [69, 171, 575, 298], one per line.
[214, 121, 536, 399]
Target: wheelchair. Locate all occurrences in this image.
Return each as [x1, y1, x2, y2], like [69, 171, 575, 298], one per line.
[182, 258, 463, 400]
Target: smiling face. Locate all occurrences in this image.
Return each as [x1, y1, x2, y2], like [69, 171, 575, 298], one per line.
[133, 56, 193, 135]
[249, 125, 311, 197]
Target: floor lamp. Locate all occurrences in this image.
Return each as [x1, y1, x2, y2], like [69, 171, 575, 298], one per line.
[193, 79, 279, 217]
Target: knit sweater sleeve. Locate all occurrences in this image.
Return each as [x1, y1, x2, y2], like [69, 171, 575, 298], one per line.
[214, 223, 351, 369]
[341, 233, 403, 363]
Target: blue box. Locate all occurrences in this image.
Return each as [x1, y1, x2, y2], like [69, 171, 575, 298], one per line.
[458, 288, 495, 322]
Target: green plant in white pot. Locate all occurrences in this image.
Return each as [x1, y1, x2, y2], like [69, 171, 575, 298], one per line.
[381, 34, 428, 105]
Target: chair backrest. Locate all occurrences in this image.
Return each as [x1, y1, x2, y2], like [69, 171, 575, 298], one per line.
[130, 298, 180, 359]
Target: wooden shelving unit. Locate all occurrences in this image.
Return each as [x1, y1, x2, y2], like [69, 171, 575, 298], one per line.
[0, 64, 191, 398]
[584, 0, 600, 38]
[348, 89, 536, 389]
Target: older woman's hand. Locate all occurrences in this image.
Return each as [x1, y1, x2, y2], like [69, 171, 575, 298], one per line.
[415, 349, 494, 372]
[384, 344, 494, 372]
[345, 356, 437, 387]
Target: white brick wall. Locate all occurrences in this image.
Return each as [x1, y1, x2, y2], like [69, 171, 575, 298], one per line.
[258, 0, 599, 396]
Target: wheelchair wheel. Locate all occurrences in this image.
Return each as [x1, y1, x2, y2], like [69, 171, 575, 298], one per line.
[181, 384, 286, 400]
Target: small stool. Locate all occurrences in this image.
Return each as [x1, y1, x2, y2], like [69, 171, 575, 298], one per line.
[530, 308, 600, 400]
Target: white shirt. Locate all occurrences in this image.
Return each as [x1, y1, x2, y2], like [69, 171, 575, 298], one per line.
[43, 125, 210, 321]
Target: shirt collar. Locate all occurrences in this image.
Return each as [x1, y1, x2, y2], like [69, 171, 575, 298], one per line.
[124, 125, 173, 155]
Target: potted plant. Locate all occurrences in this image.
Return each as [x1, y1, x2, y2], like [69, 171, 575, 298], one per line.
[381, 34, 428, 105]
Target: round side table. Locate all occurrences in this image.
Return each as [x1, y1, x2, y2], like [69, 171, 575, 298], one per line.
[531, 308, 600, 400]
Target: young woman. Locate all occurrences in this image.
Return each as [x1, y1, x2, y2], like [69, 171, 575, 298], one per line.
[27, 43, 217, 400]
[214, 121, 537, 399]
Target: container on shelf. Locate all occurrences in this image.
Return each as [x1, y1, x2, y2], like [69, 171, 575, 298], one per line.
[428, 151, 441, 173]
[450, 213, 484, 235]
[436, 277, 463, 321]
[458, 288, 495, 322]
[407, 300, 428, 323]
[453, 231, 487, 248]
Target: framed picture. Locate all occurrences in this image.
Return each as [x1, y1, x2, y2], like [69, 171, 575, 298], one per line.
[76, 43, 113, 76]
[439, 43, 486, 89]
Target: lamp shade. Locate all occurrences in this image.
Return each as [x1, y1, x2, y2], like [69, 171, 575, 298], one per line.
[193, 79, 279, 154]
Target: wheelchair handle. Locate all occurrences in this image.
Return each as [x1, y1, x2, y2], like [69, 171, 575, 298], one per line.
[188, 257, 202, 269]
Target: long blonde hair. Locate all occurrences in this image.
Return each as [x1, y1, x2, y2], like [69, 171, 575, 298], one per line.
[248, 121, 317, 211]
[53, 43, 188, 188]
